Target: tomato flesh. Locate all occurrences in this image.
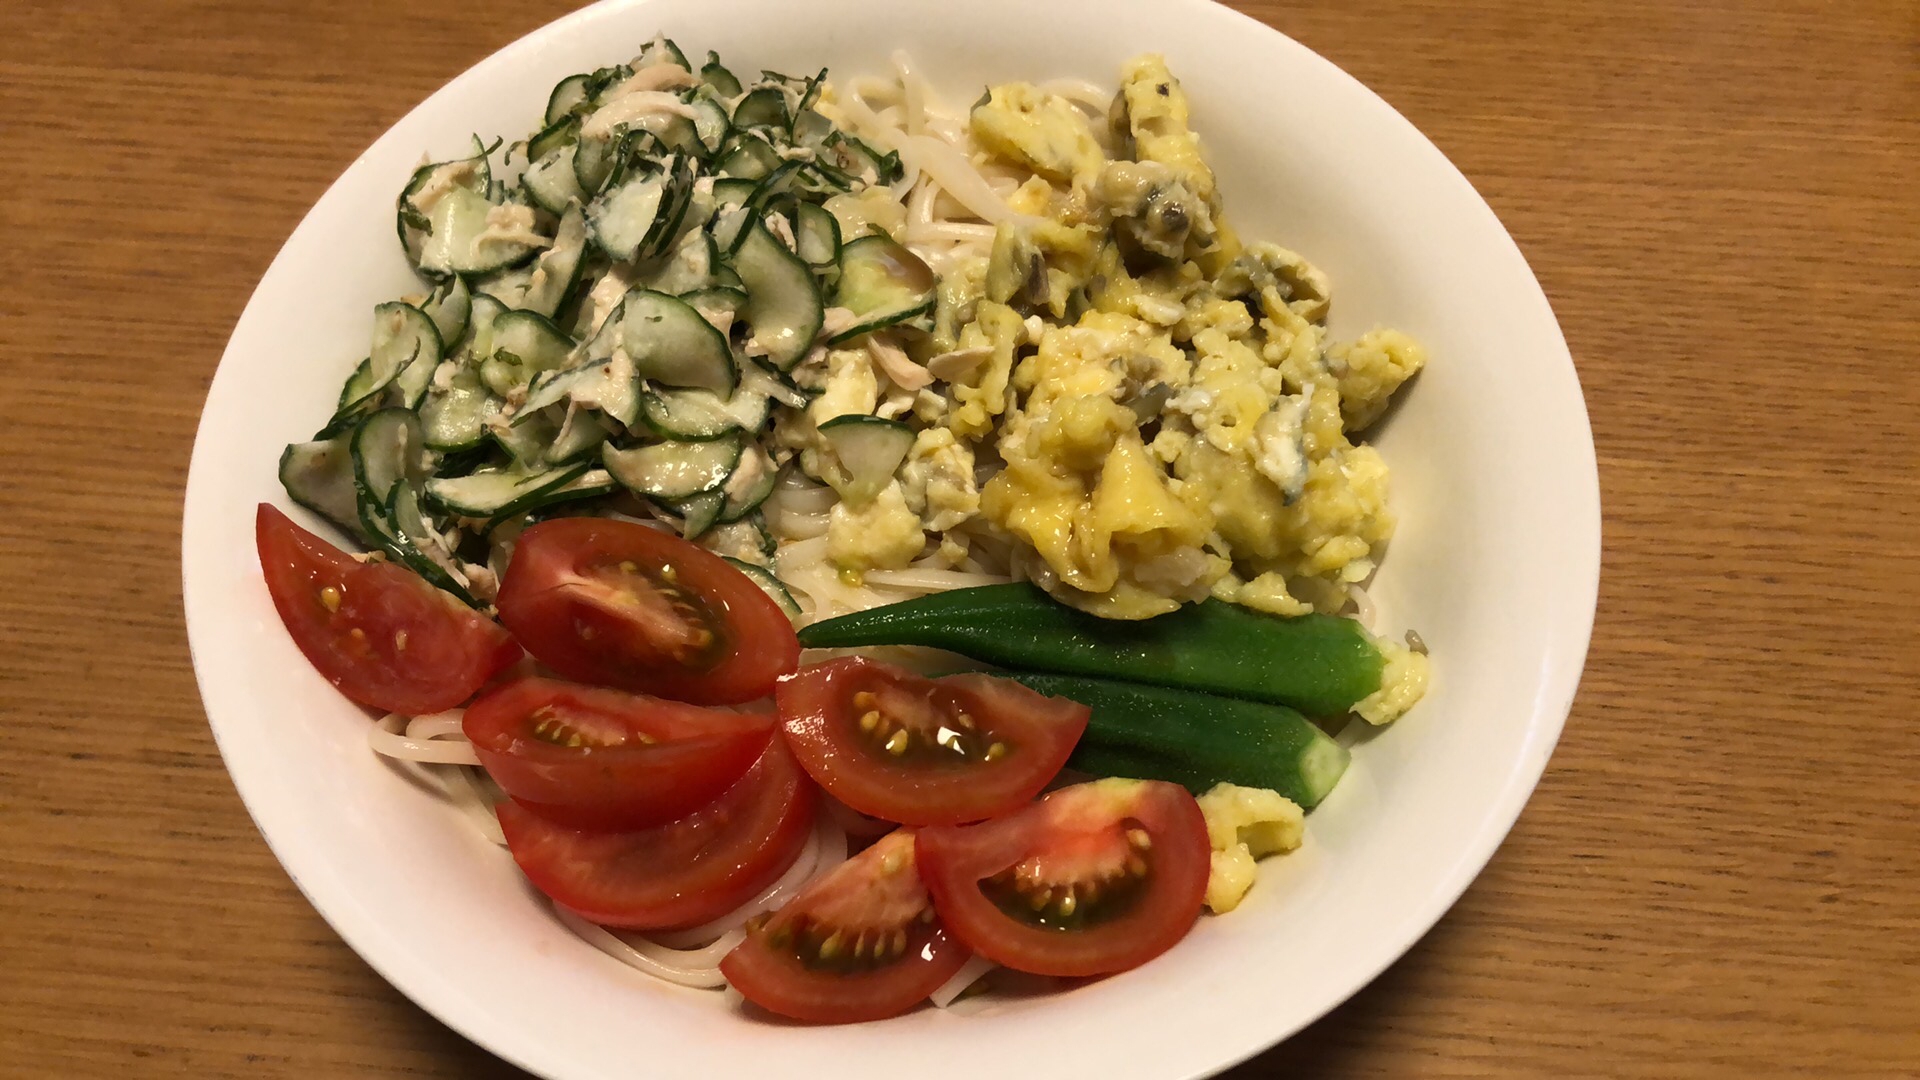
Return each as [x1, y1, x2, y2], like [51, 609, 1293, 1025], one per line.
[496, 736, 815, 929]
[775, 657, 1088, 826]
[463, 677, 774, 831]
[255, 503, 520, 715]
[720, 830, 970, 1022]
[915, 778, 1210, 978]
[497, 517, 799, 705]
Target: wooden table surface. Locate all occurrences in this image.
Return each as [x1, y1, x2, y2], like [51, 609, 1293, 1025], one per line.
[5, 0, 1916, 1076]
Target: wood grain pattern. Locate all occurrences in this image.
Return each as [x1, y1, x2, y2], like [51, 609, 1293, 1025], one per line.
[3, 0, 1915, 1076]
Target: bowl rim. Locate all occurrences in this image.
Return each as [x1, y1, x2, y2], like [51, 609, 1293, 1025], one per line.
[181, 1, 1600, 1075]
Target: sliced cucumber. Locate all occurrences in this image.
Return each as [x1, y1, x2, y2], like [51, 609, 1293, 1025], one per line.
[818, 414, 914, 503]
[829, 234, 937, 344]
[639, 382, 770, 439]
[621, 289, 738, 394]
[386, 481, 474, 602]
[735, 219, 824, 371]
[635, 37, 691, 70]
[588, 170, 667, 262]
[685, 92, 731, 154]
[492, 408, 554, 466]
[603, 433, 745, 500]
[545, 73, 593, 127]
[823, 130, 903, 185]
[546, 409, 613, 463]
[481, 309, 575, 396]
[418, 185, 545, 277]
[699, 53, 743, 97]
[526, 115, 579, 164]
[716, 132, 781, 180]
[710, 176, 758, 209]
[706, 514, 776, 564]
[350, 407, 429, 541]
[279, 432, 370, 542]
[397, 144, 491, 268]
[682, 284, 749, 330]
[670, 489, 727, 538]
[730, 86, 790, 131]
[339, 302, 441, 415]
[421, 367, 503, 452]
[426, 461, 590, 518]
[519, 355, 641, 428]
[471, 263, 536, 309]
[638, 229, 719, 296]
[423, 278, 471, 349]
[723, 557, 801, 620]
[793, 201, 842, 268]
[522, 143, 584, 215]
[719, 443, 778, 521]
[573, 131, 619, 195]
[463, 293, 508, 358]
[519, 203, 589, 318]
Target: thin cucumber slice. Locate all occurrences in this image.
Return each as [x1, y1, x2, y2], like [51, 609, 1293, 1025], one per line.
[419, 185, 544, 277]
[685, 92, 731, 154]
[545, 73, 593, 127]
[471, 263, 536, 308]
[716, 133, 781, 180]
[397, 142, 492, 268]
[573, 131, 619, 195]
[426, 461, 590, 518]
[639, 383, 771, 439]
[638, 229, 719, 296]
[519, 356, 641, 428]
[481, 309, 575, 396]
[723, 557, 801, 620]
[793, 201, 842, 268]
[790, 108, 834, 150]
[635, 37, 691, 70]
[705, 514, 776, 564]
[339, 301, 441, 415]
[385, 482, 475, 602]
[735, 219, 824, 371]
[350, 408, 428, 540]
[546, 409, 613, 464]
[818, 414, 914, 503]
[491, 408, 554, 466]
[699, 53, 743, 97]
[464, 293, 508, 358]
[829, 234, 937, 344]
[279, 432, 370, 542]
[522, 143, 584, 215]
[621, 289, 738, 394]
[603, 433, 745, 500]
[526, 115, 579, 164]
[710, 177, 757, 209]
[588, 171, 666, 262]
[519, 204, 589, 318]
[730, 86, 789, 131]
[423, 278, 471, 349]
[719, 444, 777, 521]
[670, 489, 727, 538]
[420, 367, 503, 452]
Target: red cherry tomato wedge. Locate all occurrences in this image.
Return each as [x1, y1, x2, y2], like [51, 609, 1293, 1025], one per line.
[463, 677, 774, 831]
[775, 657, 1089, 826]
[496, 737, 814, 929]
[720, 829, 970, 1023]
[496, 517, 799, 705]
[915, 778, 1210, 978]
[255, 503, 520, 715]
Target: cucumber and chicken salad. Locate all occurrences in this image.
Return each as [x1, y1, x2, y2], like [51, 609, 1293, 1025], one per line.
[262, 40, 1433, 1025]
[283, 38, 927, 611]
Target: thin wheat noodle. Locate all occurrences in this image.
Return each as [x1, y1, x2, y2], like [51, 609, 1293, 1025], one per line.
[864, 568, 1013, 591]
[552, 906, 731, 989]
[930, 953, 997, 1008]
[646, 817, 848, 949]
[370, 712, 481, 766]
[891, 50, 927, 137]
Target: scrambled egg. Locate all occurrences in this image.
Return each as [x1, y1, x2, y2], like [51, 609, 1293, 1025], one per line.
[940, 57, 1426, 620]
[1197, 783, 1305, 914]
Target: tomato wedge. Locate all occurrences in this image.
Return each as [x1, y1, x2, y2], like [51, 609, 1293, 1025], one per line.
[255, 503, 520, 715]
[496, 517, 799, 705]
[463, 677, 774, 831]
[720, 829, 970, 1023]
[915, 778, 1210, 978]
[775, 658, 1088, 826]
[496, 737, 815, 929]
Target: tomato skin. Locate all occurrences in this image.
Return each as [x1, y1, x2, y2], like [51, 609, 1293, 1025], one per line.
[255, 504, 520, 715]
[915, 779, 1210, 978]
[463, 677, 774, 831]
[496, 736, 815, 929]
[720, 830, 971, 1023]
[496, 517, 799, 705]
[775, 657, 1089, 826]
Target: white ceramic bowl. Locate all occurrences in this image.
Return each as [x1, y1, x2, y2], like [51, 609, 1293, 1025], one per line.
[182, 0, 1599, 1076]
